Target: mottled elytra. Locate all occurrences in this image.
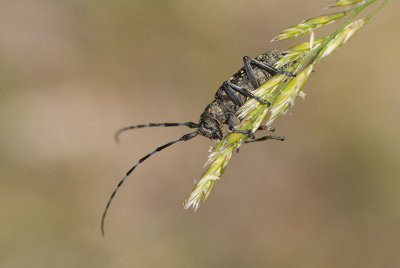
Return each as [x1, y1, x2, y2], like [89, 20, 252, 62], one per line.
[101, 50, 294, 235]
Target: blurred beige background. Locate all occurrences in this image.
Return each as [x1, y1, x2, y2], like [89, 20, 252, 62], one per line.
[0, 0, 399, 267]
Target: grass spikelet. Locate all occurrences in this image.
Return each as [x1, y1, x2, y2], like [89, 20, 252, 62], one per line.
[274, 37, 327, 68]
[266, 65, 314, 126]
[318, 18, 367, 60]
[271, 11, 348, 42]
[237, 74, 287, 120]
[328, 0, 366, 8]
[184, 0, 388, 210]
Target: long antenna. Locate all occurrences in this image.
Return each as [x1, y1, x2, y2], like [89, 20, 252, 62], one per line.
[114, 122, 199, 143]
[101, 131, 199, 236]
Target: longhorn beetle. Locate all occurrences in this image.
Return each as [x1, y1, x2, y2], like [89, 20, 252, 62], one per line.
[101, 50, 295, 235]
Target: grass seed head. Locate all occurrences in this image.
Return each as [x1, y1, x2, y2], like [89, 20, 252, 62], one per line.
[185, 0, 388, 210]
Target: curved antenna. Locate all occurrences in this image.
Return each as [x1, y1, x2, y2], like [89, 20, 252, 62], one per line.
[114, 122, 199, 143]
[101, 131, 199, 236]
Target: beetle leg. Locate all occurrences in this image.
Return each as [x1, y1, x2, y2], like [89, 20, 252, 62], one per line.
[225, 81, 270, 106]
[245, 135, 285, 143]
[243, 56, 295, 88]
[228, 114, 255, 138]
[221, 82, 243, 107]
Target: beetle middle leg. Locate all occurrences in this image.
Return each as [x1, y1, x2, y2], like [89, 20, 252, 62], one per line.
[223, 81, 270, 105]
[227, 115, 280, 138]
[243, 56, 295, 89]
[234, 125, 284, 153]
[227, 114, 255, 138]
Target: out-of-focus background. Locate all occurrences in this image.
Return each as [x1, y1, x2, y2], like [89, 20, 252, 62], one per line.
[0, 0, 399, 267]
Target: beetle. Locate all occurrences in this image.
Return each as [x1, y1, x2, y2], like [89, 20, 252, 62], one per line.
[101, 50, 295, 235]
